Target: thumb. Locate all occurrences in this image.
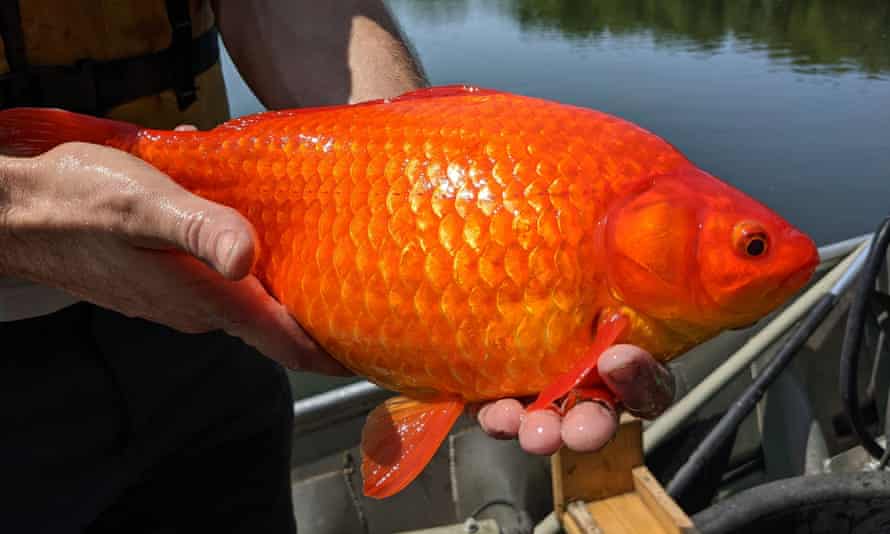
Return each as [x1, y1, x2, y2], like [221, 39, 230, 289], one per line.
[123, 162, 258, 280]
[598, 344, 675, 419]
[158, 200, 257, 280]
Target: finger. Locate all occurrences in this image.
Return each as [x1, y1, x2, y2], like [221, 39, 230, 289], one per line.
[561, 401, 618, 452]
[477, 398, 523, 439]
[598, 344, 675, 419]
[174, 124, 198, 131]
[217, 275, 352, 375]
[70, 146, 259, 281]
[129, 173, 258, 281]
[146, 252, 351, 375]
[33, 143, 254, 280]
[154, 203, 257, 281]
[518, 409, 563, 455]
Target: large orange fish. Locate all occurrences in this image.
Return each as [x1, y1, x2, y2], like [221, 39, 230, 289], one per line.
[0, 86, 818, 498]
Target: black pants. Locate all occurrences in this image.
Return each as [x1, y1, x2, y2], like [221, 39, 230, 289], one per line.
[0, 303, 297, 534]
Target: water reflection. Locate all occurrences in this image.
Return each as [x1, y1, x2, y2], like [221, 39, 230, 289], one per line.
[398, 0, 890, 77]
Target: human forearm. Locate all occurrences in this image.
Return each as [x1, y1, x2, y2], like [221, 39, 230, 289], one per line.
[212, 0, 427, 108]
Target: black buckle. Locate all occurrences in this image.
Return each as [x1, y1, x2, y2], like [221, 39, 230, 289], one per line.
[170, 51, 197, 111]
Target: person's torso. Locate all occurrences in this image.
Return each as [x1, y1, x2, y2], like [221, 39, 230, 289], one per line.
[0, 0, 232, 321]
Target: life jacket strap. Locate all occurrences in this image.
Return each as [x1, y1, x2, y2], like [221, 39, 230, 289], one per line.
[165, 0, 200, 111]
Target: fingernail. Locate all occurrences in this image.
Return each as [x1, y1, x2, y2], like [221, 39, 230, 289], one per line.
[215, 230, 238, 275]
[653, 364, 676, 396]
[624, 385, 660, 420]
[591, 399, 617, 419]
[607, 363, 640, 385]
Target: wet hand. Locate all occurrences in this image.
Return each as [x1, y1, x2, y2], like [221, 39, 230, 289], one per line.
[475, 345, 674, 454]
[0, 141, 348, 375]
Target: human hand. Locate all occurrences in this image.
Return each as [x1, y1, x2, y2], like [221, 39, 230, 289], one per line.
[474, 345, 674, 454]
[0, 140, 347, 375]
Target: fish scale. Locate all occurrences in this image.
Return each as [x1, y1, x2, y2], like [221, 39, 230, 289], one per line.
[125, 89, 685, 401]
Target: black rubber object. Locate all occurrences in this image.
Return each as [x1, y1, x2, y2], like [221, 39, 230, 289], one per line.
[646, 412, 739, 514]
[840, 216, 890, 460]
[693, 472, 890, 534]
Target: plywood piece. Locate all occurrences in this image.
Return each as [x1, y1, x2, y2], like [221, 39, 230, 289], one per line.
[633, 466, 697, 534]
[552, 414, 697, 533]
[552, 414, 643, 516]
[573, 493, 667, 534]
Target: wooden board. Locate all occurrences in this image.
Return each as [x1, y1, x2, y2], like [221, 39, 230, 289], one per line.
[551, 413, 643, 516]
[633, 467, 695, 533]
[552, 415, 698, 533]
[563, 492, 668, 534]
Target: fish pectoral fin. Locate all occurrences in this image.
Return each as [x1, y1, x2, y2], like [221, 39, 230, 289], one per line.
[527, 313, 630, 413]
[361, 395, 465, 499]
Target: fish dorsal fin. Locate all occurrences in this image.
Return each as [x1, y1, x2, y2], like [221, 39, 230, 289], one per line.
[361, 395, 464, 499]
[391, 84, 503, 101]
[212, 85, 502, 133]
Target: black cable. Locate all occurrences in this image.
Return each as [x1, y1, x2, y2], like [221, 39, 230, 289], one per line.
[667, 292, 837, 499]
[840, 216, 890, 461]
[693, 471, 890, 533]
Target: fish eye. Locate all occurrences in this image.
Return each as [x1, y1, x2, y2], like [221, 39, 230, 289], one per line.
[733, 221, 769, 258]
[745, 235, 767, 257]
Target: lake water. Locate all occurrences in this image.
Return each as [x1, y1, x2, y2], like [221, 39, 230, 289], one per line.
[218, 0, 890, 397]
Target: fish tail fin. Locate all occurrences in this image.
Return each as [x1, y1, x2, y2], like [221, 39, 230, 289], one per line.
[0, 107, 139, 157]
[361, 395, 464, 499]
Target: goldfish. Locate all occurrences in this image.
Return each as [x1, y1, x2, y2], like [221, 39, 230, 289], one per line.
[0, 85, 819, 499]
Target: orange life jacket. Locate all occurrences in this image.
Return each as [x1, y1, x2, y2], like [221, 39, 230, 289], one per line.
[0, 0, 230, 129]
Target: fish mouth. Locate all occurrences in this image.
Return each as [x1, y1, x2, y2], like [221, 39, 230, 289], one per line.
[775, 249, 819, 296]
[781, 265, 816, 293]
[764, 232, 819, 303]
[719, 262, 816, 331]
[758, 260, 818, 317]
